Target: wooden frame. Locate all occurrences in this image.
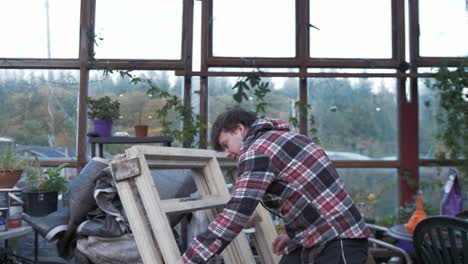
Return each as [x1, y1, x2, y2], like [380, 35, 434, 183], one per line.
[110, 145, 280, 264]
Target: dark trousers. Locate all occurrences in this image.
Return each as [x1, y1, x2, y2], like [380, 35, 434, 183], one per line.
[279, 238, 368, 264]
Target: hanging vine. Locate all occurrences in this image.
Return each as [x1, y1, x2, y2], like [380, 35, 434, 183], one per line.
[231, 69, 320, 144]
[87, 33, 203, 147]
[425, 62, 468, 181]
[232, 70, 271, 117]
[288, 101, 320, 144]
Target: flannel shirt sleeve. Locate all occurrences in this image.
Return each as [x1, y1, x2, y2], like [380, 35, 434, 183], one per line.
[181, 151, 276, 263]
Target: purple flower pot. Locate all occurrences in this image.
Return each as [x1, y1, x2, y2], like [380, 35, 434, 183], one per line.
[93, 119, 113, 137]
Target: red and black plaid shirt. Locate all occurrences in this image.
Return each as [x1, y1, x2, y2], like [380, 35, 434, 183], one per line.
[182, 119, 372, 263]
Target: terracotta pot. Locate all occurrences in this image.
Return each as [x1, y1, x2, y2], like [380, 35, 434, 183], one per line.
[134, 125, 148, 137]
[0, 170, 23, 188]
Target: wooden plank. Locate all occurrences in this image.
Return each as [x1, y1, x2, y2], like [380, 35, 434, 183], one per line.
[204, 158, 256, 264]
[110, 157, 141, 181]
[191, 169, 243, 264]
[109, 159, 164, 263]
[132, 145, 216, 159]
[126, 147, 181, 264]
[252, 206, 281, 264]
[161, 195, 230, 214]
[146, 159, 207, 169]
[216, 155, 280, 264]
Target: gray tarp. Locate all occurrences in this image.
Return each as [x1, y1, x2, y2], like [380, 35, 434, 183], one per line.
[23, 157, 198, 263]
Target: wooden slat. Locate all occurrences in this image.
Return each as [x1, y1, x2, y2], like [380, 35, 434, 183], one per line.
[191, 169, 244, 264]
[111, 157, 141, 181]
[252, 206, 281, 264]
[161, 195, 230, 214]
[126, 147, 181, 264]
[218, 156, 280, 264]
[204, 158, 256, 263]
[132, 145, 216, 159]
[147, 159, 208, 169]
[110, 159, 164, 263]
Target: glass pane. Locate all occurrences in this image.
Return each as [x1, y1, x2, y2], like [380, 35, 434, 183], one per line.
[95, 0, 183, 59]
[0, 70, 79, 160]
[212, 0, 295, 57]
[309, 0, 392, 58]
[419, 78, 444, 159]
[88, 70, 183, 156]
[309, 78, 398, 159]
[208, 76, 299, 144]
[0, 0, 80, 58]
[419, 76, 466, 160]
[339, 168, 398, 221]
[419, 0, 468, 57]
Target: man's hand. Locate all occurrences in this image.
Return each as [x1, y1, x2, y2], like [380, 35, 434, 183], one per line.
[176, 258, 184, 264]
[272, 235, 290, 255]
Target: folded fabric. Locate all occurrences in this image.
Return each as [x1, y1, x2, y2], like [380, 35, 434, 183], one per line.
[22, 208, 69, 241]
[23, 156, 202, 263]
[58, 157, 110, 258]
[77, 212, 127, 238]
[76, 234, 143, 264]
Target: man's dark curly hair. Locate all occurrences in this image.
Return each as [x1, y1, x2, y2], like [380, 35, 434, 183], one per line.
[211, 107, 257, 151]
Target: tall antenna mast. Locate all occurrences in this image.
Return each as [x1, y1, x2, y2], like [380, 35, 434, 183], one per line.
[45, 0, 51, 59]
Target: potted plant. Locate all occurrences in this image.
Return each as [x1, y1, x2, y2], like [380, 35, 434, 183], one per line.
[23, 163, 69, 217]
[0, 149, 30, 188]
[134, 108, 151, 137]
[87, 96, 120, 137]
[124, 91, 152, 137]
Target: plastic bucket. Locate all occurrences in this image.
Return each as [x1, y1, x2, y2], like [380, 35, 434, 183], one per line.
[8, 189, 23, 229]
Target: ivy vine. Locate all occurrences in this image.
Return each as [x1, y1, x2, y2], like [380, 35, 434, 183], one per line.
[426, 62, 468, 181]
[289, 101, 320, 144]
[232, 70, 271, 117]
[87, 33, 203, 147]
[231, 70, 320, 144]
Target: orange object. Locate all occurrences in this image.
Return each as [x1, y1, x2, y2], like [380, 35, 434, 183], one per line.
[406, 194, 427, 233]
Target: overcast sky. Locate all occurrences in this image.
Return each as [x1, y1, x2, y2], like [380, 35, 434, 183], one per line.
[1, 0, 466, 58]
[0, 0, 466, 92]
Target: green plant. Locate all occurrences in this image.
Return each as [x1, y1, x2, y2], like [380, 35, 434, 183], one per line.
[86, 96, 120, 120]
[425, 61, 468, 183]
[88, 34, 202, 147]
[0, 248, 17, 264]
[26, 163, 69, 193]
[289, 101, 320, 144]
[232, 70, 271, 116]
[146, 80, 205, 146]
[230, 68, 321, 144]
[375, 214, 398, 227]
[0, 149, 30, 171]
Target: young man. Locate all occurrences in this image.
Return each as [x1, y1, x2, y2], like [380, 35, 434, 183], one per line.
[178, 107, 372, 264]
